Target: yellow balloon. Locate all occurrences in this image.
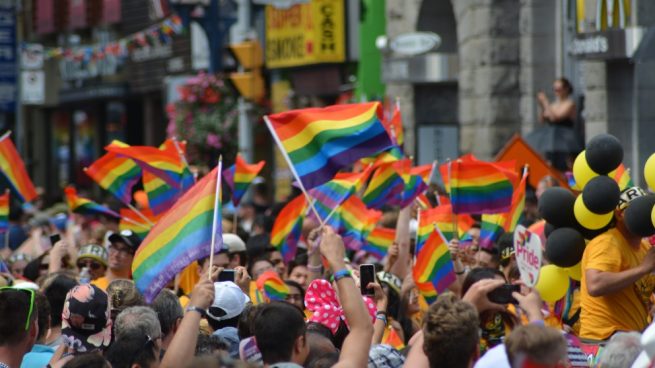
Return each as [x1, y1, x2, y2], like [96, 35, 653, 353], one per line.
[651, 205, 655, 232]
[535, 265, 569, 302]
[573, 151, 598, 189]
[566, 262, 582, 281]
[645, 153, 655, 192]
[574, 195, 613, 230]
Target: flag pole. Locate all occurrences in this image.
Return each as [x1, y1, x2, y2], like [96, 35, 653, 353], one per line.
[208, 156, 223, 280]
[264, 116, 324, 226]
[447, 159, 459, 242]
[120, 216, 152, 230]
[126, 203, 155, 227]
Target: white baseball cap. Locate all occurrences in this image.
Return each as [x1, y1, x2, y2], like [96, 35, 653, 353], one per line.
[223, 233, 246, 254]
[207, 281, 250, 322]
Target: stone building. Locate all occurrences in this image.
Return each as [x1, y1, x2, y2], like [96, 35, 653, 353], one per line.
[385, 0, 655, 183]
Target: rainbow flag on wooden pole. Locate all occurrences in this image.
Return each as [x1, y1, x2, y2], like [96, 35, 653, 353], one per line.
[223, 153, 266, 207]
[132, 158, 223, 302]
[64, 186, 120, 218]
[448, 159, 514, 214]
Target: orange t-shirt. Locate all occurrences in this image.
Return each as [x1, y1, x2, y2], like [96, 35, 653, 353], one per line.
[580, 228, 655, 340]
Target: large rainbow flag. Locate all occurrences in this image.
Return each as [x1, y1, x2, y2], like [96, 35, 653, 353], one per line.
[223, 154, 266, 207]
[413, 227, 456, 294]
[132, 162, 223, 303]
[271, 195, 307, 263]
[85, 152, 141, 205]
[0, 132, 37, 202]
[64, 186, 120, 218]
[449, 159, 514, 214]
[0, 191, 8, 233]
[265, 102, 394, 190]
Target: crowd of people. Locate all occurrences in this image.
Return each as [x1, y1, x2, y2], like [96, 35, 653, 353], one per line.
[1, 175, 655, 368]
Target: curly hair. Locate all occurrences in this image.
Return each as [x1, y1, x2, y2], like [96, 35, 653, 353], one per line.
[422, 292, 479, 368]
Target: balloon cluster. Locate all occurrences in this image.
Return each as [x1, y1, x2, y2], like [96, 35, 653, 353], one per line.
[535, 134, 625, 302]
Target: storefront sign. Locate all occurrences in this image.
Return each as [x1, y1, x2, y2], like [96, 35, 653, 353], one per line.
[570, 28, 643, 60]
[59, 55, 122, 81]
[390, 32, 441, 56]
[382, 53, 458, 83]
[265, 0, 345, 68]
[21, 44, 44, 69]
[21, 71, 45, 104]
[514, 225, 542, 287]
[0, 0, 16, 112]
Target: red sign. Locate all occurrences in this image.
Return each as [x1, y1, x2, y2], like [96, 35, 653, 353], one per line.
[35, 0, 55, 34]
[69, 0, 87, 29]
[102, 0, 121, 24]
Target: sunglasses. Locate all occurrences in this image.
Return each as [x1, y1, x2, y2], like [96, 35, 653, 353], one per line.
[77, 260, 103, 270]
[0, 287, 35, 330]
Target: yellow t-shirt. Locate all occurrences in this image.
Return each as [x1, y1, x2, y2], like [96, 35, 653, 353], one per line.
[580, 228, 655, 340]
[91, 276, 110, 291]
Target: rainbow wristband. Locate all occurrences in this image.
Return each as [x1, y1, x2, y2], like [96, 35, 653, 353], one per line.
[332, 269, 352, 282]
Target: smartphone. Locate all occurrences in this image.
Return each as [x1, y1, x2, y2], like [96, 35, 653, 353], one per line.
[49, 233, 61, 246]
[359, 264, 376, 296]
[487, 284, 520, 304]
[218, 269, 236, 283]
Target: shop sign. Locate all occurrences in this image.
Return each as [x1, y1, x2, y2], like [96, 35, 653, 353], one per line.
[22, 44, 44, 69]
[21, 71, 45, 104]
[265, 0, 345, 68]
[59, 54, 122, 81]
[569, 28, 643, 60]
[0, 0, 16, 112]
[390, 32, 441, 56]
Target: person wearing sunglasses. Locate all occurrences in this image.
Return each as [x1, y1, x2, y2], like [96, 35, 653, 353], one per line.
[92, 230, 141, 292]
[76, 245, 108, 282]
[0, 287, 38, 368]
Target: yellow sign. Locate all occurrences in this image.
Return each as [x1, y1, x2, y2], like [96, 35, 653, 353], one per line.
[265, 0, 346, 68]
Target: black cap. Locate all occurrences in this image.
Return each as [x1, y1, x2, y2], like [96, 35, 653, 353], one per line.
[108, 230, 142, 253]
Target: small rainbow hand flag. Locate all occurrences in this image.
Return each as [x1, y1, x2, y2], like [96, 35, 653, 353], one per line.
[417, 205, 474, 252]
[503, 168, 528, 232]
[336, 196, 382, 250]
[383, 102, 404, 146]
[265, 102, 394, 190]
[119, 208, 158, 240]
[479, 213, 506, 249]
[449, 159, 514, 214]
[362, 162, 404, 209]
[308, 167, 373, 224]
[64, 186, 120, 218]
[0, 132, 37, 202]
[0, 191, 9, 233]
[256, 270, 289, 302]
[132, 161, 223, 303]
[413, 227, 456, 294]
[382, 328, 406, 350]
[271, 195, 307, 263]
[85, 152, 141, 205]
[363, 227, 396, 260]
[223, 154, 266, 207]
[612, 163, 633, 191]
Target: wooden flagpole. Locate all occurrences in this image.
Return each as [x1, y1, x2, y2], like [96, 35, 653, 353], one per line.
[208, 156, 223, 280]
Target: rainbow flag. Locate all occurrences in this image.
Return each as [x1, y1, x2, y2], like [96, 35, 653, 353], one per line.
[223, 154, 266, 207]
[0, 192, 8, 234]
[503, 169, 528, 232]
[416, 193, 432, 209]
[119, 208, 157, 239]
[384, 103, 404, 146]
[256, 270, 289, 301]
[417, 205, 474, 251]
[449, 160, 514, 214]
[413, 228, 456, 294]
[414, 280, 438, 305]
[333, 164, 375, 193]
[85, 152, 141, 205]
[64, 186, 120, 218]
[359, 146, 404, 166]
[391, 163, 434, 208]
[479, 214, 506, 249]
[382, 328, 406, 350]
[132, 162, 223, 303]
[271, 195, 307, 263]
[309, 177, 358, 224]
[337, 196, 382, 250]
[612, 164, 633, 191]
[363, 227, 396, 260]
[265, 102, 394, 190]
[362, 162, 404, 209]
[0, 132, 37, 202]
[106, 140, 187, 189]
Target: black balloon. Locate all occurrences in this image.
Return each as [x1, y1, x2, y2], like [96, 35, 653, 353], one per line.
[585, 134, 623, 175]
[575, 222, 612, 240]
[545, 227, 586, 268]
[545, 222, 556, 238]
[538, 187, 576, 228]
[582, 176, 621, 214]
[624, 195, 655, 237]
